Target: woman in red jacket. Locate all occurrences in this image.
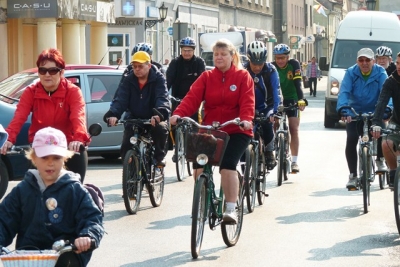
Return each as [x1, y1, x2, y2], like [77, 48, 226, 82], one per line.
[170, 39, 255, 224]
[0, 48, 90, 182]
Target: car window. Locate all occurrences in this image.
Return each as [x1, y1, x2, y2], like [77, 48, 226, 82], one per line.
[0, 73, 38, 104]
[66, 76, 81, 88]
[88, 75, 120, 102]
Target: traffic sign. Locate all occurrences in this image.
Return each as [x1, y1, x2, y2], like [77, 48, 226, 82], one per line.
[167, 27, 173, 36]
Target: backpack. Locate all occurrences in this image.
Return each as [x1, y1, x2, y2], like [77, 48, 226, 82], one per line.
[84, 183, 105, 217]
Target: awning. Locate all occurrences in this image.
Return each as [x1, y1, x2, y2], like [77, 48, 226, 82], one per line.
[266, 31, 277, 43]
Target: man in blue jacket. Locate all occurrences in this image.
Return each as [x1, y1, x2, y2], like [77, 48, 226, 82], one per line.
[104, 51, 170, 166]
[337, 48, 388, 190]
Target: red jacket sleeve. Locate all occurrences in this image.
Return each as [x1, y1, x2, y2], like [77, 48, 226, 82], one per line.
[239, 71, 255, 123]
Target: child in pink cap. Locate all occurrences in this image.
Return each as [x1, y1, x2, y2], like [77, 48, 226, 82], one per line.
[0, 127, 104, 267]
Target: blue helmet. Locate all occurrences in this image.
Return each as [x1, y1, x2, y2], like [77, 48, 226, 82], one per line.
[132, 42, 153, 55]
[247, 41, 267, 64]
[179, 37, 196, 48]
[273, 44, 290, 55]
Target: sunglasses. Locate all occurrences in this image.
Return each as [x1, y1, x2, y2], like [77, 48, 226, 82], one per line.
[357, 58, 372, 63]
[38, 67, 62, 75]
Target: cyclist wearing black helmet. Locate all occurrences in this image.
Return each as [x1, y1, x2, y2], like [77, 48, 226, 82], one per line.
[272, 43, 306, 173]
[166, 37, 206, 177]
[245, 41, 281, 170]
[375, 46, 396, 76]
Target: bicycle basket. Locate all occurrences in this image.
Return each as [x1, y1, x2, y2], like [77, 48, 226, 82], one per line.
[0, 250, 58, 267]
[185, 127, 230, 166]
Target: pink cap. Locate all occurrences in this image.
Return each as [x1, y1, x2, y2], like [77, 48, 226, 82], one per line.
[32, 127, 68, 157]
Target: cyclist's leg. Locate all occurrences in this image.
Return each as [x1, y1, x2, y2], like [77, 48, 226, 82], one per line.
[345, 121, 361, 177]
[383, 134, 400, 186]
[65, 149, 88, 183]
[220, 134, 251, 222]
[261, 119, 276, 169]
[287, 113, 300, 157]
[151, 121, 169, 165]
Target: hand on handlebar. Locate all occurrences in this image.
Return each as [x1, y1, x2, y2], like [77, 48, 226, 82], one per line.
[169, 115, 180, 126]
[341, 115, 352, 123]
[0, 141, 13, 155]
[239, 120, 252, 131]
[73, 237, 93, 254]
[68, 141, 84, 152]
[107, 117, 118, 127]
[150, 115, 161, 127]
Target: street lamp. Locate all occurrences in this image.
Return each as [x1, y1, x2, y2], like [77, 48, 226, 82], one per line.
[282, 21, 287, 33]
[366, 0, 376, 10]
[145, 2, 168, 30]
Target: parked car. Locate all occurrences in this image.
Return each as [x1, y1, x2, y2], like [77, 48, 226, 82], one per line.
[0, 65, 125, 197]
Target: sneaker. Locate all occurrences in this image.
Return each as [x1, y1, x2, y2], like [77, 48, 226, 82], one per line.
[172, 154, 177, 163]
[346, 174, 358, 190]
[155, 159, 166, 168]
[291, 162, 299, 173]
[222, 208, 237, 224]
[375, 159, 387, 173]
[266, 151, 277, 170]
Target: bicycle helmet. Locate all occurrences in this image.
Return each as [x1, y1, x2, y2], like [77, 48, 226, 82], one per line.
[375, 46, 392, 57]
[247, 41, 267, 64]
[273, 44, 290, 55]
[131, 43, 153, 55]
[179, 37, 196, 48]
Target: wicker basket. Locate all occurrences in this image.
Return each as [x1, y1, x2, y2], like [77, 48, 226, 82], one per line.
[0, 250, 59, 267]
[185, 127, 230, 166]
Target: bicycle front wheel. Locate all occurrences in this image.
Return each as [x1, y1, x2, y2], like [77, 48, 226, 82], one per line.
[175, 127, 187, 181]
[361, 146, 371, 214]
[394, 167, 400, 235]
[257, 146, 267, 205]
[191, 176, 207, 259]
[221, 172, 244, 247]
[277, 133, 285, 186]
[122, 150, 142, 215]
[244, 144, 256, 213]
[147, 165, 165, 207]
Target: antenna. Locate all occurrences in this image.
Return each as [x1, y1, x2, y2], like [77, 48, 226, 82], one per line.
[98, 47, 111, 65]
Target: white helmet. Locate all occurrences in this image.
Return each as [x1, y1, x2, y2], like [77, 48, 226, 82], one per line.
[376, 46, 392, 57]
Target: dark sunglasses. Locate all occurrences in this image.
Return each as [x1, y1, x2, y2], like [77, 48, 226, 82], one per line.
[357, 58, 372, 63]
[38, 67, 62, 75]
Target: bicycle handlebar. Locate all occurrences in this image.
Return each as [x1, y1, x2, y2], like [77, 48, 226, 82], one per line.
[176, 117, 242, 130]
[337, 106, 374, 120]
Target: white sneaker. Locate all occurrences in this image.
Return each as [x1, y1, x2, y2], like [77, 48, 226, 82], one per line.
[223, 208, 237, 224]
[346, 174, 358, 190]
[375, 159, 387, 172]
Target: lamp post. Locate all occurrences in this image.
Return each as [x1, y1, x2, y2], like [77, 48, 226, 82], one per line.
[281, 21, 287, 43]
[145, 2, 168, 30]
[366, 0, 376, 10]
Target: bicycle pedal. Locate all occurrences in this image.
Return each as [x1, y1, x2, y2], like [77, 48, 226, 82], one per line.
[347, 187, 358, 191]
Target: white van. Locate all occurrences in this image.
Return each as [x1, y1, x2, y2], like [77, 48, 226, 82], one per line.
[323, 11, 400, 128]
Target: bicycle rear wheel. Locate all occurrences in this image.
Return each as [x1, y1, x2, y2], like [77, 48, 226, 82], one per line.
[221, 172, 244, 247]
[122, 150, 142, 215]
[191, 176, 207, 259]
[394, 167, 400, 235]
[277, 133, 285, 186]
[147, 165, 165, 207]
[175, 127, 187, 181]
[361, 146, 371, 214]
[244, 144, 256, 213]
[257, 146, 267, 205]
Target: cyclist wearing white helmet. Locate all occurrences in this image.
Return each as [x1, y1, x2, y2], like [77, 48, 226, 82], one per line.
[375, 46, 396, 76]
[245, 41, 281, 170]
[272, 43, 306, 173]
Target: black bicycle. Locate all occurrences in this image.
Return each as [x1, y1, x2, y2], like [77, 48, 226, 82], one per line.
[169, 96, 192, 181]
[116, 111, 165, 214]
[175, 117, 244, 259]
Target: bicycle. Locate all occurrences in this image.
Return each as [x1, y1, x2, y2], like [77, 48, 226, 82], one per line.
[175, 117, 244, 259]
[339, 106, 376, 214]
[169, 95, 192, 181]
[0, 239, 96, 267]
[252, 113, 270, 206]
[274, 100, 307, 186]
[114, 112, 165, 215]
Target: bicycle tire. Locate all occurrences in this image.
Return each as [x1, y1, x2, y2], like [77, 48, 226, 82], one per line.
[257, 147, 267, 205]
[379, 172, 385, 190]
[191, 176, 207, 259]
[361, 146, 371, 214]
[175, 127, 186, 181]
[187, 161, 192, 176]
[147, 165, 165, 207]
[221, 172, 244, 247]
[277, 133, 285, 186]
[244, 145, 256, 213]
[394, 167, 400, 235]
[0, 159, 9, 200]
[122, 150, 142, 215]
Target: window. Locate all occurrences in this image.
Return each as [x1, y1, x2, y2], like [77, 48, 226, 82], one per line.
[88, 75, 120, 102]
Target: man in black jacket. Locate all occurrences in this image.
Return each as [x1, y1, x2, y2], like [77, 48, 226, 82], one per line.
[372, 51, 400, 187]
[104, 51, 170, 166]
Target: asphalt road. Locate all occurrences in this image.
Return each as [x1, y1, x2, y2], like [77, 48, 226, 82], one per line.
[2, 77, 400, 267]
